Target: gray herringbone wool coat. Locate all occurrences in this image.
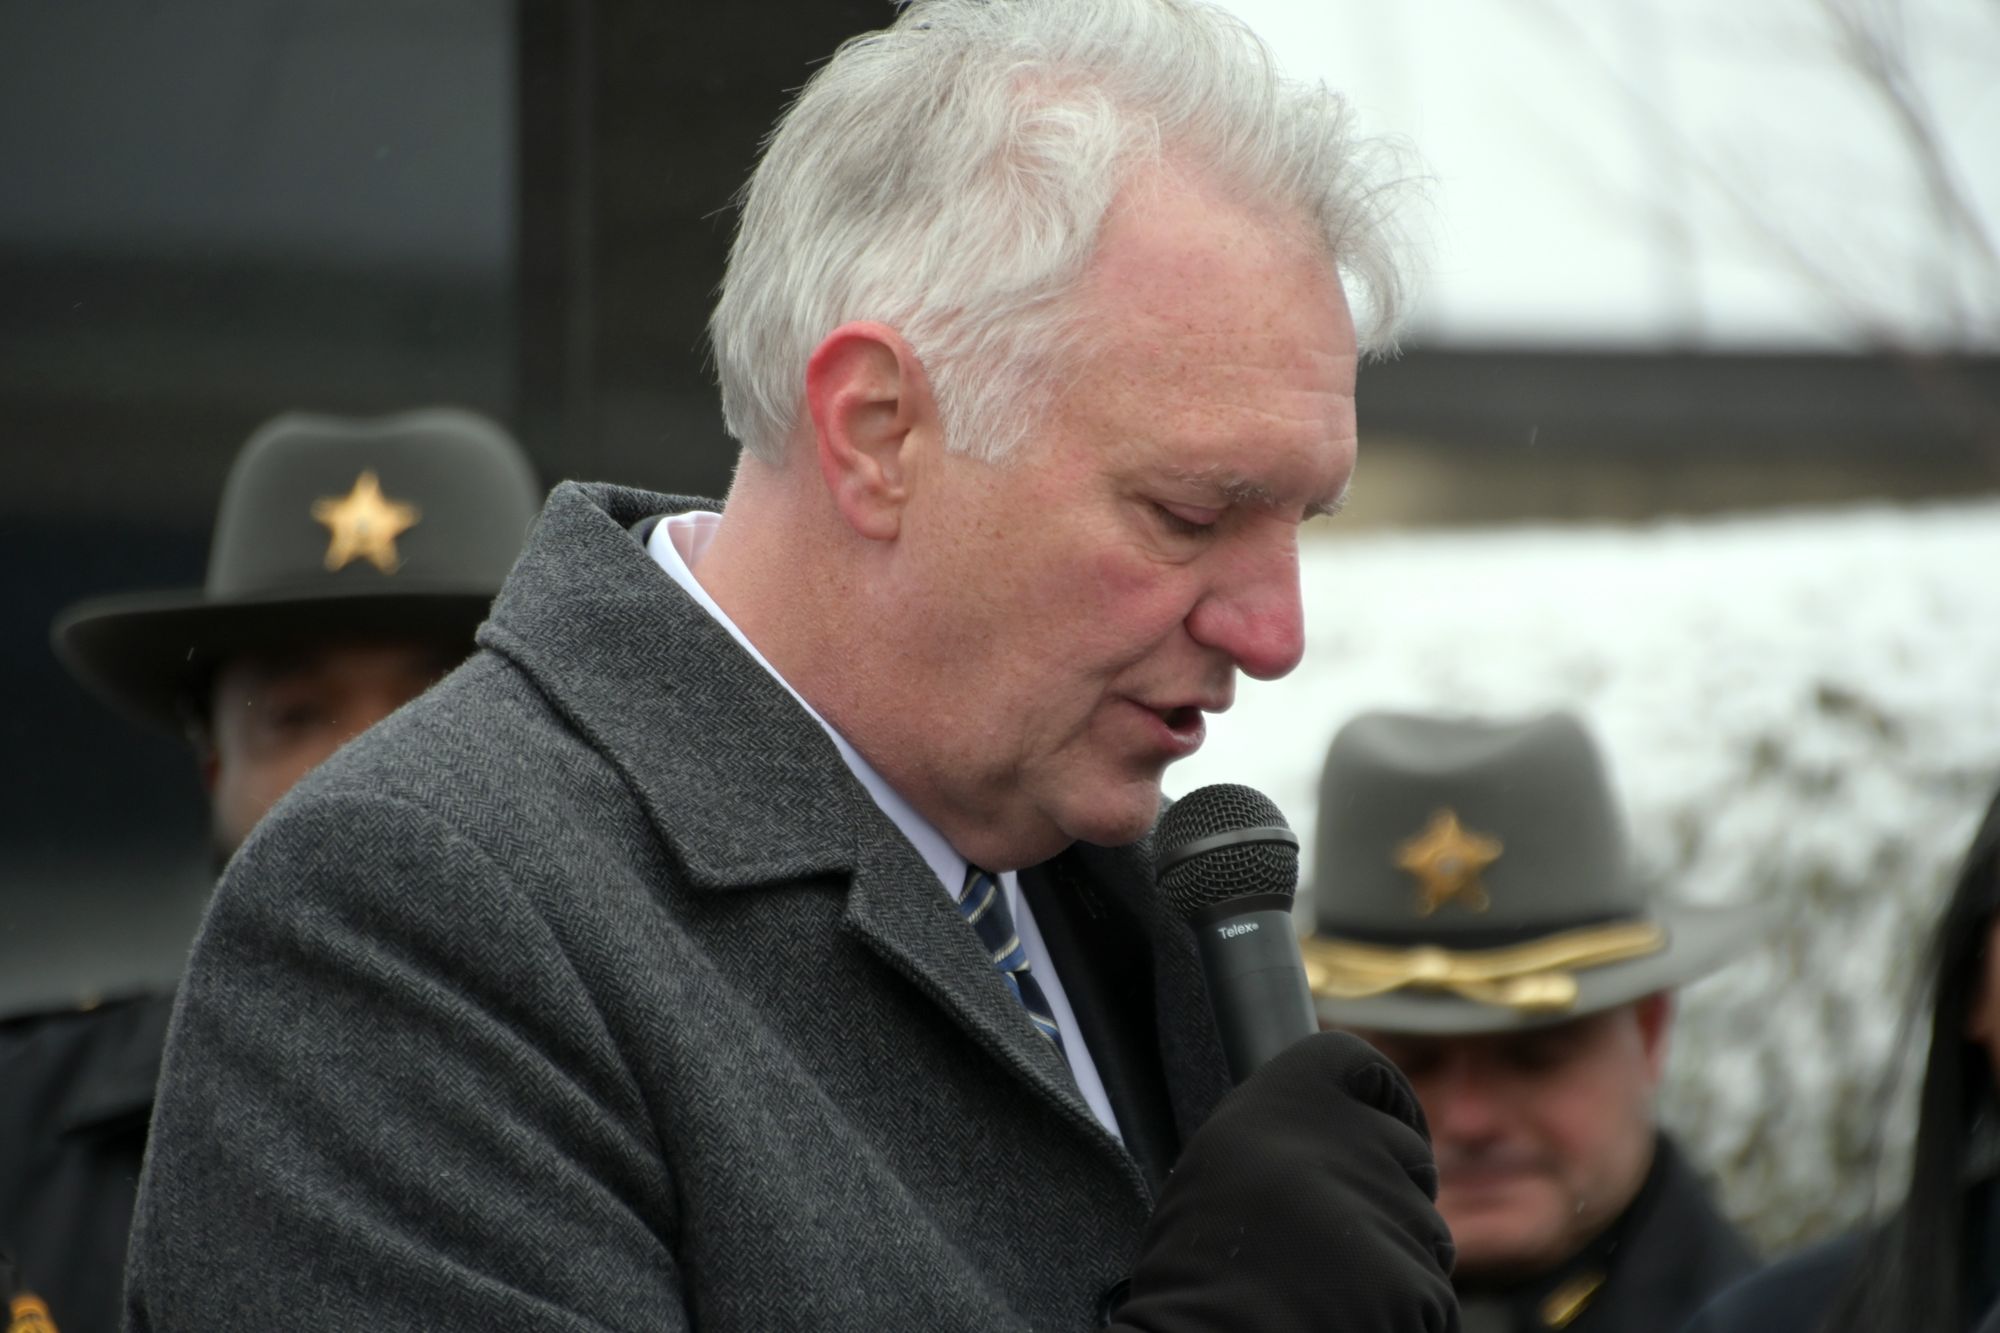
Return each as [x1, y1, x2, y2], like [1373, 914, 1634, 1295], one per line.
[125, 482, 1233, 1331]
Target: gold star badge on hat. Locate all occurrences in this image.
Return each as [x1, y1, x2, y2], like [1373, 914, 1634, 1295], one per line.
[1396, 808, 1503, 915]
[311, 469, 420, 574]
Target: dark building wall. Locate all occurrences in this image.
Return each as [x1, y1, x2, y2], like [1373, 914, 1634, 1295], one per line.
[0, 0, 519, 1006]
[0, 0, 890, 1009]
[1345, 348, 2000, 526]
[516, 0, 888, 498]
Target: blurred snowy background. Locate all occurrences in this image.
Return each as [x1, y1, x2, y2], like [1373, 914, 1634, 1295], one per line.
[1169, 501, 2000, 1250]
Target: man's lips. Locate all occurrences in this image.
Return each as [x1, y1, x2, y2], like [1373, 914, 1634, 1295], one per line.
[1127, 698, 1221, 756]
[1438, 1159, 1546, 1195]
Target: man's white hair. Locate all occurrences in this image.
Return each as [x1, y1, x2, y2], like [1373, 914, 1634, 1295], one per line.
[710, 0, 1412, 466]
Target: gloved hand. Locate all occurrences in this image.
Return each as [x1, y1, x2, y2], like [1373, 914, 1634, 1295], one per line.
[1112, 1030, 1459, 1332]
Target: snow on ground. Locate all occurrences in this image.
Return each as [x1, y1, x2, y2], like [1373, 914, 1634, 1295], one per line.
[1166, 498, 2000, 1251]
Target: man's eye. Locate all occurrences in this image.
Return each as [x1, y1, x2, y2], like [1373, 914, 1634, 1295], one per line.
[1503, 1039, 1572, 1074]
[249, 695, 334, 735]
[273, 704, 332, 732]
[1384, 1050, 1439, 1080]
[1153, 502, 1223, 535]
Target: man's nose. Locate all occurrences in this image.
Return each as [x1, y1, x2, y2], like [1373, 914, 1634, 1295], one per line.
[1429, 1059, 1507, 1142]
[1185, 531, 1306, 681]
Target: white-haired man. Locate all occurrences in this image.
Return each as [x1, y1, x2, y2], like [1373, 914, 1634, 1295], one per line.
[127, 3, 1456, 1330]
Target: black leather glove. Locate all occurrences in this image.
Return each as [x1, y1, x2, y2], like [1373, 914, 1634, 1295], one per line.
[1112, 1030, 1459, 1332]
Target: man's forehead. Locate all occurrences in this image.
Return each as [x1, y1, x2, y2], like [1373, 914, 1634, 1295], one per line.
[1073, 166, 1355, 352]
[220, 635, 461, 687]
[1366, 1011, 1622, 1054]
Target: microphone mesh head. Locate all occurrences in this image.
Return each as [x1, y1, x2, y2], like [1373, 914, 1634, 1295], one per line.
[1156, 783, 1299, 920]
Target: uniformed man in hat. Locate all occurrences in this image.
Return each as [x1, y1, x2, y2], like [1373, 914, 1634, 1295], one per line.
[1302, 710, 1761, 1333]
[0, 407, 540, 1333]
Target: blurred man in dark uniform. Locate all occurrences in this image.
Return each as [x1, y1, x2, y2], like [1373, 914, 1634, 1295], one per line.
[0, 407, 539, 1333]
[1303, 711, 1761, 1333]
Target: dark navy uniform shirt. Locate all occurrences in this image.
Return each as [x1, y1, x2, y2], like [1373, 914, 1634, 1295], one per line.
[1, 992, 173, 1333]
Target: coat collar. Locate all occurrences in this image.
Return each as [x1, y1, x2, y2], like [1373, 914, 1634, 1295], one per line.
[478, 482, 867, 892]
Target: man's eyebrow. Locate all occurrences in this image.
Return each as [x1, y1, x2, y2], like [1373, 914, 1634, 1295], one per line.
[1163, 468, 1352, 521]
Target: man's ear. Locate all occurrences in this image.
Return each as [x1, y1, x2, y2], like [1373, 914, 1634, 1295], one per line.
[182, 702, 221, 794]
[195, 738, 220, 796]
[803, 321, 939, 541]
[1633, 992, 1674, 1084]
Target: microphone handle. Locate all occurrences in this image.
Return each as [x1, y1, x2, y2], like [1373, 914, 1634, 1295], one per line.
[1190, 902, 1320, 1084]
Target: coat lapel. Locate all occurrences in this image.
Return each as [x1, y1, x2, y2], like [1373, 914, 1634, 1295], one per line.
[478, 482, 859, 891]
[840, 835, 1119, 1156]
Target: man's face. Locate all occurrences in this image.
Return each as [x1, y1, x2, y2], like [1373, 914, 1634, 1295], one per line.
[1357, 996, 1672, 1283]
[202, 636, 460, 860]
[886, 173, 1358, 867]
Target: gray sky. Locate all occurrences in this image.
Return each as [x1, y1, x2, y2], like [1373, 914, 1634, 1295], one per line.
[1218, 0, 2000, 350]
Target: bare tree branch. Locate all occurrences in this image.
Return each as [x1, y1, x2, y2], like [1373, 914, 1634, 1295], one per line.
[1509, 0, 1999, 347]
[1504, 0, 2000, 458]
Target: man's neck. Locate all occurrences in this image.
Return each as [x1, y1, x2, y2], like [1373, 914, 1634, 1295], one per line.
[691, 459, 1067, 872]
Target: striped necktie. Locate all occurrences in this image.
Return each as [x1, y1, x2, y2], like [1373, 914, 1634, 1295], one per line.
[956, 865, 1067, 1057]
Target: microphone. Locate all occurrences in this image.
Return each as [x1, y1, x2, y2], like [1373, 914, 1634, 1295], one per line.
[1157, 784, 1319, 1084]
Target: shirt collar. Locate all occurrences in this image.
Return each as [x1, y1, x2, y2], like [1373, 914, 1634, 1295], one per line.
[645, 511, 968, 898]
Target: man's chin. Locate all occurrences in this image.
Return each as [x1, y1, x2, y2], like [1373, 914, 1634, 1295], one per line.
[1058, 787, 1165, 851]
[210, 828, 245, 877]
[1440, 1213, 1573, 1287]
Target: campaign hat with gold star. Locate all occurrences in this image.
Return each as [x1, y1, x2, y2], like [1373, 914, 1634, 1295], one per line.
[1302, 710, 1762, 1034]
[53, 407, 542, 730]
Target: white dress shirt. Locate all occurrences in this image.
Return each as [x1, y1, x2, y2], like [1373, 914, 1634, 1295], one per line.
[646, 511, 1122, 1140]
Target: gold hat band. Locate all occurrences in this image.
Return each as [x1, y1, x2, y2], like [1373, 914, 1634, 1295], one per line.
[1302, 921, 1668, 1014]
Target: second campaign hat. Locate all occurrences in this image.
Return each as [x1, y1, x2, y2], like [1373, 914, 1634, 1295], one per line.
[53, 407, 542, 731]
[1302, 710, 1760, 1034]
